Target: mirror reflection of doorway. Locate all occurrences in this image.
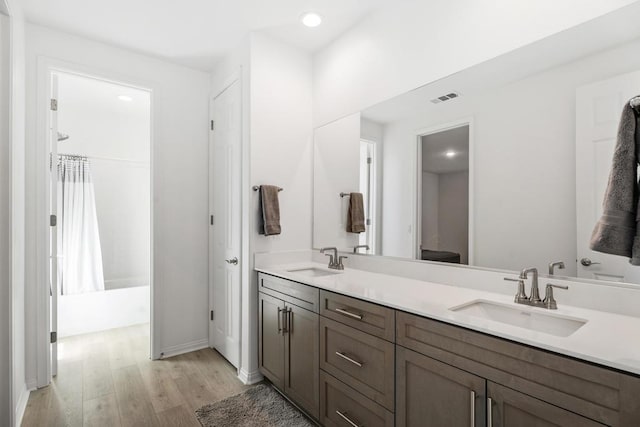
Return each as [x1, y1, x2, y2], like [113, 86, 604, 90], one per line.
[419, 125, 470, 264]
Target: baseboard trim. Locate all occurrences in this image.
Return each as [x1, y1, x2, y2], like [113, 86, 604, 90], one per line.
[158, 338, 209, 359]
[238, 368, 263, 385]
[25, 378, 37, 390]
[15, 386, 30, 427]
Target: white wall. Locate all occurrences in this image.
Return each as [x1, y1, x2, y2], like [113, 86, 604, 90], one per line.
[382, 38, 640, 275]
[0, 0, 28, 424]
[313, 0, 637, 127]
[24, 24, 211, 386]
[57, 74, 151, 290]
[0, 10, 12, 426]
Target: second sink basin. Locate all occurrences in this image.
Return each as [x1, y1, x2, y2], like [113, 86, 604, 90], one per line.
[450, 299, 587, 337]
[286, 267, 341, 278]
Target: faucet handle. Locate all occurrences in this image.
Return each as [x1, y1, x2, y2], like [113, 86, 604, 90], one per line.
[337, 256, 348, 270]
[504, 277, 528, 303]
[543, 283, 568, 310]
[324, 253, 335, 266]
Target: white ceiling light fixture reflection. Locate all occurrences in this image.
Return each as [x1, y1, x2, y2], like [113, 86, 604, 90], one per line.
[445, 150, 456, 158]
[301, 12, 322, 28]
[118, 95, 133, 102]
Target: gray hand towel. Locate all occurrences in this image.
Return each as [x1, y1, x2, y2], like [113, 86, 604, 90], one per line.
[259, 185, 281, 236]
[590, 102, 640, 264]
[347, 192, 366, 233]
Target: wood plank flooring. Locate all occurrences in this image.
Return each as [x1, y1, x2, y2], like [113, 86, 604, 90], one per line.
[22, 324, 252, 427]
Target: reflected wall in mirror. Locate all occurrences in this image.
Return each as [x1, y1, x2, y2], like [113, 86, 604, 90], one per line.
[312, 6, 640, 285]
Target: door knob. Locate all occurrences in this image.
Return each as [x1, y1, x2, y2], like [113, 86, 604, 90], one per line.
[225, 257, 238, 265]
[580, 258, 601, 267]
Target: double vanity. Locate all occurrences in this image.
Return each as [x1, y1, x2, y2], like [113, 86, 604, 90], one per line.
[256, 253, 640, 427]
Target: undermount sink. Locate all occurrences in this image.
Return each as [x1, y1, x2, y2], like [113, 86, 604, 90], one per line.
[450, 300, 587, 337]
[286, 267, 341, 278]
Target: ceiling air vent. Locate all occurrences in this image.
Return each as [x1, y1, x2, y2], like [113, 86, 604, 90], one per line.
[430, 91, 461, 104]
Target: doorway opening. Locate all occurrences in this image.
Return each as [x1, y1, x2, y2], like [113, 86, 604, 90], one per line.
[48, 70, 152, 375]
[417, 124, 470, 265]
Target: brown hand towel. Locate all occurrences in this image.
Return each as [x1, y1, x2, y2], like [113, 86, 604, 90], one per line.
[347, 192, 366, 233]
[259, 185, 281, 236]
[590, 102, 640, 264]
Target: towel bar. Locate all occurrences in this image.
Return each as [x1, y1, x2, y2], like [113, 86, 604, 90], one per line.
[253, 186, 283, 192]
[340, 192, 351, 198]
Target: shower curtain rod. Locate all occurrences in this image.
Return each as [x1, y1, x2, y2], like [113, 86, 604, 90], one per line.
[58, 153, 149, 164]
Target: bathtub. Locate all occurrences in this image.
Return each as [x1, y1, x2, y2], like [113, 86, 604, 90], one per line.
[58, 284, 150, 338]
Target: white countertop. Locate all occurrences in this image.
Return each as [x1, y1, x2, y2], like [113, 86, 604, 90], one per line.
[256, 261, 640, 376]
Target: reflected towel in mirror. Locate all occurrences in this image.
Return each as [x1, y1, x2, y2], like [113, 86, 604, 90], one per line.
[347, 192, 366, 233]
[590, 100, 640, 264]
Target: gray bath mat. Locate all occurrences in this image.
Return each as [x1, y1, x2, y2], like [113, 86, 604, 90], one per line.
[195, 384, 315, 426]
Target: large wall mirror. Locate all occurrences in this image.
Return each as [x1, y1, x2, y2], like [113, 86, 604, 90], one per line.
[313, 4, 640, 285]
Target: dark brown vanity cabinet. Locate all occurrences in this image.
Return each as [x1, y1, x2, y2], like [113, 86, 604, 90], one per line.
[396, 311, 640, 427]
[258, 274, 320, 419]
[258, 272, 640, 427]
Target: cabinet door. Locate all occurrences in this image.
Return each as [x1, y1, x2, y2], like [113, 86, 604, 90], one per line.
[487, 382, 605, 427]
[285, 303, 319, 419]
[258, 292, 285, 389]
[397, 346, 485, 427]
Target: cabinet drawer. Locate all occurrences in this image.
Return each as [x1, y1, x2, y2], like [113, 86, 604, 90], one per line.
[320, 371, 394, 427]
[259, 273, 319, 312]
[320, 317, 395, 411]
[397, 311, 640, 427]
[320, 290, 395, 341]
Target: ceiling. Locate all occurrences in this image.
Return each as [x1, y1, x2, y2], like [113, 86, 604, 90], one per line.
[422, 126, 469, 174]
[22, 0, 391, 71]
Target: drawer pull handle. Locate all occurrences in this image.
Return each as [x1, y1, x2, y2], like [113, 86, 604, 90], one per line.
[335, 351, 363, 367]
[336, 410, 361, 427]
[335, 307, 363, 320]
[277, 307, 282, 333]
[487, 397, 493, 427]
[470, 390, 475, 427]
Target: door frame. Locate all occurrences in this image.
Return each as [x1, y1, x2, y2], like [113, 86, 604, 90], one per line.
[413, 117, 475, 264]
[35, 57, 157, 387]
[208, 70, 244, 371]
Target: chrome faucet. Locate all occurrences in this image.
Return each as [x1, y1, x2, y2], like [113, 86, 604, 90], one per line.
[505, 268, 570, 309]
[548, 261, 565, 275]
[320, 247, 348, 270]
[353, 245, 370, 254]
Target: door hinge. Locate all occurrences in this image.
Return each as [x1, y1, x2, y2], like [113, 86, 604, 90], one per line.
[367, 157, 372, 164]
[210, 310, 214, 321]
[50, 214, 57, 227]
[50, 99, 58, 111]
[210, 214, 214, 225]
[210, 120, 215, 131]
[366, 218, 371, 226]
[50, 331, 57, 343]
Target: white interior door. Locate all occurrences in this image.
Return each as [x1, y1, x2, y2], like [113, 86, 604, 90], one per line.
[209, 78, 241, 367]
[576, 71, 640, 283]
[49, 73, 59, 376]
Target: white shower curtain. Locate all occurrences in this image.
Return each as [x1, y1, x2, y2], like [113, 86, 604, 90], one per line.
[57, 156, 105, 295]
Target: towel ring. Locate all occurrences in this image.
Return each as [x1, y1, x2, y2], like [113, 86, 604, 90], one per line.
[253, 186, 283, 192]
[631, 96, 640, 111]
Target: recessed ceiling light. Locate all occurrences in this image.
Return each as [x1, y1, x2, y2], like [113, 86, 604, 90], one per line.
[301, 12, 322, 27]
[445, 150, 456, 158]
[118, 95, 133, 102]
